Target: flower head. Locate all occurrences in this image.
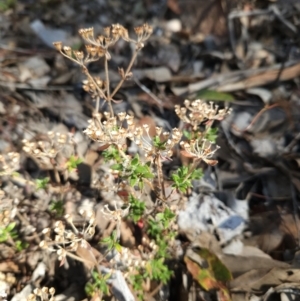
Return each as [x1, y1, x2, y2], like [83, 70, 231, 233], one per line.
[83, 112, 135, 150]
[175, 99, 231, 130]
[180, 139, 220, 165]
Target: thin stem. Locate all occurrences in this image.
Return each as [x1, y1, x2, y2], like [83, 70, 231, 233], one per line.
[155, 153, 166, 200]
[110, 49, 139, 99]
[95, 96, 100, 114]
[116, 145, 128, 160]
[183, 159, 200, 183]
[104, 57, 114, 116]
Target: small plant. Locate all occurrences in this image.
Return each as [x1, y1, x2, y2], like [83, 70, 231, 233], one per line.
[101, 230, 122, 252]
[0, 222, 17, 243]
[85, 270, 111, 300]
[145, 258, 172, 284]
[0, 222, 28, 252]
[48, 200, 64, 217]
[35, 177, 50, 190]
[34, 21, 234, 301]
[171, 165, 203, 193]
[66, 155, 82, 172]
[111, 154, 153, 189]
[128, 194, 145, 223]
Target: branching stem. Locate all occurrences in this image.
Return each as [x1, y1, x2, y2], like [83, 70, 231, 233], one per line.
[110, 49, 139, 99]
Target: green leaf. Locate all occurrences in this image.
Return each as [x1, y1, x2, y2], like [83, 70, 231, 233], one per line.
[205, 128, 218, 143]
[102, 145, 121, 162]
[131, 155, 139, 166]
[115, 243, 122, 252]
[129, 195, 146, 223]
[197, 89, 234, 102]
[66, 155, 82, 172]
[110, 163, 123, 171]
[143, 171, 154, 179]
[49, 200, 64, 217]
[129, 176, 138, 187]
[6, 222, 16, 232]
[183, 130, 193, 140]
[35, 177, 50, 190]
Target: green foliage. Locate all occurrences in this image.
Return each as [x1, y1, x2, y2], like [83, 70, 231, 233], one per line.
[85, 270, 110, 297]
[130, 260, 172, 300]
[171, 166, 203, 193]
[147, 208, 176, 238]
[145, 258, 172, 284]
[49, 200, 64, 217]
[183, 130, 193, 140]
[35, 177, 50, 190]
[66, 155, 82, 172]
[147, 208, 176, 258]
[130, 272, 144, 300]
[15, 240, 28, 252]
[102, 145, 122, 162]
[111, 154, 153, 189]
[0, 0, 15, 12]
[147, 218, 163, 238]
[197, 89, 234, 102]
[153, 135, 167, 150]
[100, 230, 122, 252]
[128, 194, 145, 223]
[156, 208, 175, 228]
[0, 222, 17, 243]
[0, 222, 28, 251]
[205, 127, 218, 143]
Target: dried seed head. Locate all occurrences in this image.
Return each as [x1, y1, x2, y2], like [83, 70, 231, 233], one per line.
[53, 41, 63, 51]
[27, 293, 36, 301]
[39, 240, 48, 249]
[103, 27, 111, 37]
[64, 214, 73, 224]
[79, 27, 94, 39]
[74, 51, 84, 61]
[63, 46, 72, 57]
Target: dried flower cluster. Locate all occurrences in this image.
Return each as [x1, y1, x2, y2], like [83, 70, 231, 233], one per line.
[22, 132, 74, 168]
[53, 23, 153, 116]
[180, 139, 220, 165]
[83, 112, 135, 150]
[0, 190, 16, 227]
[0, 152, 20, 176]
[175, 99, 231, 130]
[101, 202, 131, 223]
[53, 23, 152, 64]
[27, 287, 55, 301]
[23, 132, 73, 158]
[54, 24, 130, 63]
[128, 126, 182, 160]
[40, 210, 96, 262]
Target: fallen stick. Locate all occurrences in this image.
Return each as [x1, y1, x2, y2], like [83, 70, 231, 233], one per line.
[185, 60, 300, 94]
